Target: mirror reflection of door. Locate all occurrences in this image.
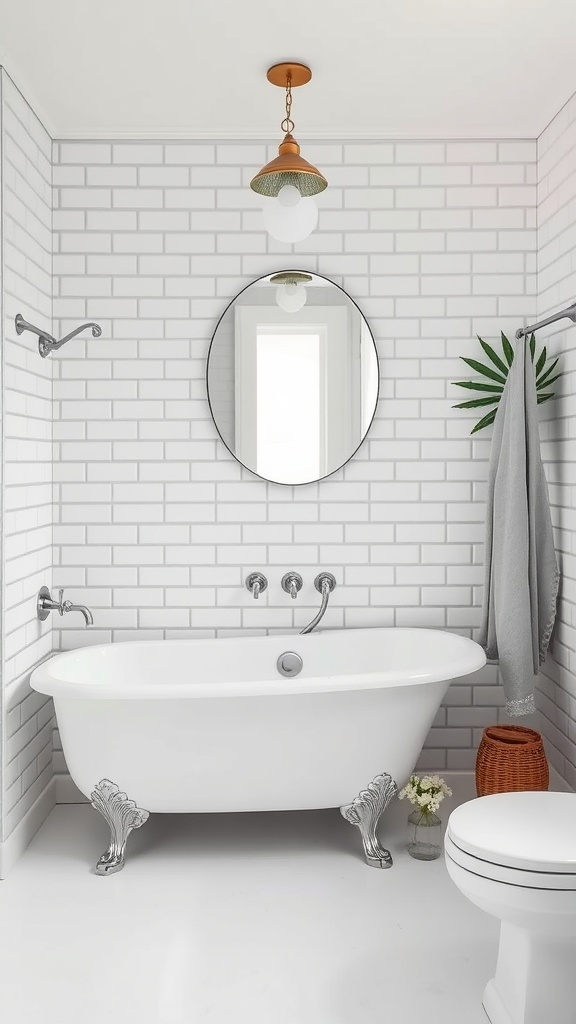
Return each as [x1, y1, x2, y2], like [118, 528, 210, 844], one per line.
[235, 305, 357, 484]
[207, 273, 378, 486]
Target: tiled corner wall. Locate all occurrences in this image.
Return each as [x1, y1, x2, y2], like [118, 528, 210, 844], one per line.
[535, 97, 576, 787]
[0, 70, 55, 852]
[51, 137, 537, 774]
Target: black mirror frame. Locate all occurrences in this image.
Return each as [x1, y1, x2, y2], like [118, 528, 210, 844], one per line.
[206, 269, 380, 487]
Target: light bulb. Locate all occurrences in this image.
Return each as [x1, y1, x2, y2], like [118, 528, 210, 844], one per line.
[275, 281, 307, 313]
[263, 194, 318, 243]
[277, 184, 301, 208]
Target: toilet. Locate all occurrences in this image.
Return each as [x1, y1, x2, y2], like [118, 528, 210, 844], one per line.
[444, 791, 576, 1024]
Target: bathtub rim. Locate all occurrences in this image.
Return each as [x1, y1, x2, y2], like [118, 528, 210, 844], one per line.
[30, 627, 487, 701]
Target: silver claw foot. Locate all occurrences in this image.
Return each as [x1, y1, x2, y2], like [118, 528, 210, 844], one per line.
[340, 772, 398, 868]
[90, 779, 149, 875]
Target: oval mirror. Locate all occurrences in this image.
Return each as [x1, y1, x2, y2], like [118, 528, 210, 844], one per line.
[207, 271, 379, 486]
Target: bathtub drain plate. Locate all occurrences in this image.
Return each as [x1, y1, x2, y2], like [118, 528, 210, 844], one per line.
[277, 651, 303, 677]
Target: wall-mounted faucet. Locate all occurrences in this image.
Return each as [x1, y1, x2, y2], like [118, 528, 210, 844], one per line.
[281, 572, 303, 599]
[37, 587, 94, 626]
[300, 573, 337, 634]
[245, 570, 335, 630]
[245, 573, 268, 600]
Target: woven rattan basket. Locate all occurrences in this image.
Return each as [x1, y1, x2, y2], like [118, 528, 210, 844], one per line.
[475, 724, 549, 796]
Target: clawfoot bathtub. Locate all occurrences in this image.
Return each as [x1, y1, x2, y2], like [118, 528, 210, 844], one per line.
[31, 628, 485, 874]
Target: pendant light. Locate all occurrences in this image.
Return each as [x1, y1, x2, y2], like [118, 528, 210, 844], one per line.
[251, 63, 327, 244]
[270, 271, 312, 313]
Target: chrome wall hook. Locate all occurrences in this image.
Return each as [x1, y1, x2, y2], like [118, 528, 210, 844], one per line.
[15, 313, 102, 358]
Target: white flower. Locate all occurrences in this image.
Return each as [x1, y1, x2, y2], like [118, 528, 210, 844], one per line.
[397, 773, 452, 809]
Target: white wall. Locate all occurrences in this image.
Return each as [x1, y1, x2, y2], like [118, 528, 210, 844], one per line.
[0, 70, 55, 862]
[5, 65, 573, 851]
[50, 138, 537, 783]
[535, 96, 576, 787]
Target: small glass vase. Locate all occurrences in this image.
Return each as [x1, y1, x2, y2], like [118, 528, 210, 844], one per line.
[407, 808, 442, 860]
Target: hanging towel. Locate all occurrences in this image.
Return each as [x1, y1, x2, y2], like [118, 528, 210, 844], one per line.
[478, 337, 560, 716]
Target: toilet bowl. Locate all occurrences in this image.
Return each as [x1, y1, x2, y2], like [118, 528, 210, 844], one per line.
[444, 791, 576, 1024]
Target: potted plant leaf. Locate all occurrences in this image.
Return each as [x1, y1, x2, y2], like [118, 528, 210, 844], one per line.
[453, 333, 561, 434]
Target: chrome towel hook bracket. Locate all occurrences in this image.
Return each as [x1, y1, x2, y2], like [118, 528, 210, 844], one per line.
[515, 299, 576, 340]
[15, 312, 102, 358]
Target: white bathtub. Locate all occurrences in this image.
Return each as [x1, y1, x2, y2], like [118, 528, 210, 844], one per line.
[31, 627, 485, 873]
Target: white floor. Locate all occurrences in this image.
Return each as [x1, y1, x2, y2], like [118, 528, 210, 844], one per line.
[0, 775, 497, 1024]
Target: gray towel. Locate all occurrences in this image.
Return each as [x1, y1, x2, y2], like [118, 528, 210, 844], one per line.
[478, 337, 560, 716]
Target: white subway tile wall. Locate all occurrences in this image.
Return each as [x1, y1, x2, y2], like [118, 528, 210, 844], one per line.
[1, 71, 55, 838]
[50, 137, 537, 781]
[536, 96, 576, 788]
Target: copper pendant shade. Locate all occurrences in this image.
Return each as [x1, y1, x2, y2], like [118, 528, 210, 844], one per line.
[250, 134, 327, 198]
[250, 63, 328, 199]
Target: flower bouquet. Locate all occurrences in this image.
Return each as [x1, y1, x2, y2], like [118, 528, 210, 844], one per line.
[398, 774, 452, 860]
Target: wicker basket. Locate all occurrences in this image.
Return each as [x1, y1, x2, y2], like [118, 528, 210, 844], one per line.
[475, 724, 549, 797]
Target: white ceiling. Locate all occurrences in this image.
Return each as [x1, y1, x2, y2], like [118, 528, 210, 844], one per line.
[0, 0, 575, 139]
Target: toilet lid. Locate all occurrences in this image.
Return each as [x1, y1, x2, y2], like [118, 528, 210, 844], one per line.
[447, 791, 576, 874]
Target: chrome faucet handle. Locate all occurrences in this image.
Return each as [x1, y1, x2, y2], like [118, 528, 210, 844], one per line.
[245, 572, 268, 600]
[62, 600, 94, 626]
[314, 572, 337, 594]
[281, 572, 303, 599]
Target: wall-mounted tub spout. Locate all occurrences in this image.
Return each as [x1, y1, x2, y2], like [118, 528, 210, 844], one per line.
[37, 587, 94, 626]
[300, 573, 336, 634]
[15, 313, 102, 358]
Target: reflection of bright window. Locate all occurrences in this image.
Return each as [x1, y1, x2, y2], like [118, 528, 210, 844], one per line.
[256, 332, 320, 483]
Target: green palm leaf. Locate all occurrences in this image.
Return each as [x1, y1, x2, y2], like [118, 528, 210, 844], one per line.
[478, 338, 509, 376]
[453, 396, 501, 410]
[535, 346, 547, 377]
[501, 332, 514, 366]
[536, 358, 559, 387]
[453, 380, 504, 393]
[454, 332, 561, 433]
[460, 357, 507, 385]
[537, 372, 562, 392]
[471, 408, 498, 434]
